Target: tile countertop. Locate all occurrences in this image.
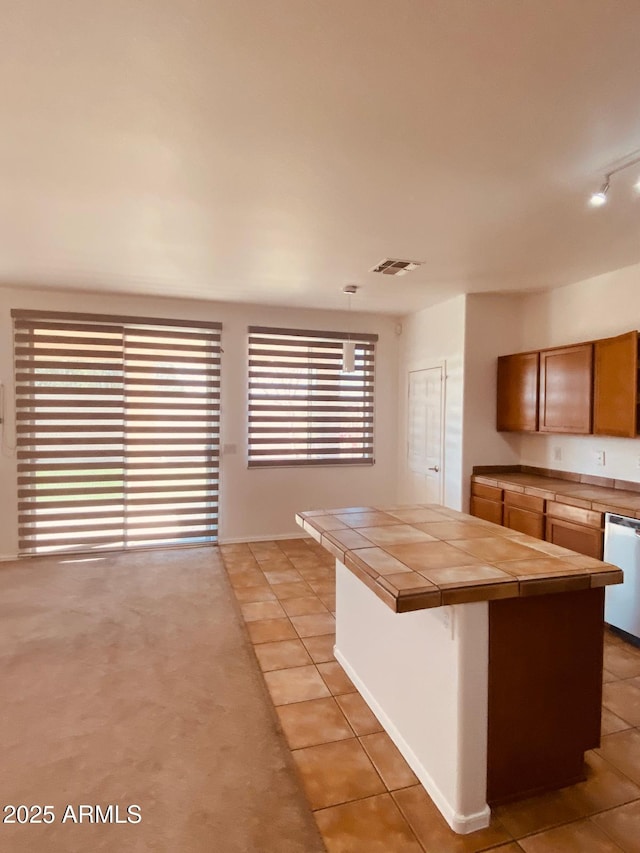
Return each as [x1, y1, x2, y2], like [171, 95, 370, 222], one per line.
[472, 470, 640, 515]
[295, 505, 622, 614]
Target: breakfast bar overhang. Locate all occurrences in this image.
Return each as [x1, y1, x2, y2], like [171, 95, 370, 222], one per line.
[295, 504, 623, 835]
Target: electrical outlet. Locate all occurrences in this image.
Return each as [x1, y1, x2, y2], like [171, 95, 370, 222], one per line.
[553, 446, 562, 462]
[595, 450, 605, 467]
[637, 455, 640, 469]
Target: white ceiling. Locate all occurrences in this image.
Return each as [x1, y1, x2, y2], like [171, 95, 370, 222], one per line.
[1, 0, 640, 315]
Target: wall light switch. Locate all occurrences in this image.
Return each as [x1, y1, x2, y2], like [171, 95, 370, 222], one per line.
[595, 450, 605, 467]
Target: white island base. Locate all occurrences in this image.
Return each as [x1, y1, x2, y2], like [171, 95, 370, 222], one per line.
[334, 560, 491, 834]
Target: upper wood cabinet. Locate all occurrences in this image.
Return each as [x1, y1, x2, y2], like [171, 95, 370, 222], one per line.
[593, 331, 638, 438]
[496, 352, 539, 431]
[538, 344, 593, 434]
[497, 330, 639, 437]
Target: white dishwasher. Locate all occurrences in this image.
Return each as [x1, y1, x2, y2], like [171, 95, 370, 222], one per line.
[604, 512, 640, 640]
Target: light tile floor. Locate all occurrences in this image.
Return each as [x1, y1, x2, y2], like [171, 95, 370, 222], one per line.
[220, 537, 640, 852]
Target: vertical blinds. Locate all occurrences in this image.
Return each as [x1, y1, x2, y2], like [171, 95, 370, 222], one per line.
[248, 326, 377, 467]
[12, 310, 221, 555]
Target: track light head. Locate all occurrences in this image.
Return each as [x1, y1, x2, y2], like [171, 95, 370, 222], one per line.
[589, 179, 609, 207]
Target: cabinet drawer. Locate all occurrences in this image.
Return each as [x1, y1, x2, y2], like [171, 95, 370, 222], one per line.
[504, 490, 545, 513]
[470, 496, 503, 526]
[545, 517, 604, 560]
[546, 500, 603, 529]
[472, 482, 503, 502]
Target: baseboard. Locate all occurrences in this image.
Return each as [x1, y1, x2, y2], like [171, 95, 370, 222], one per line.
[0, 554, 18, 562]
[335, 647, 491, 835]
[217, 532, 308, 545]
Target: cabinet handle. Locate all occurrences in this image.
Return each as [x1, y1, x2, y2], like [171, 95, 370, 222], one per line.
[428, 466, 440, 472]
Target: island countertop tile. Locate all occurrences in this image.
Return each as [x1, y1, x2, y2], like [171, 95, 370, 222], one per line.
[295, 505, 622, 613]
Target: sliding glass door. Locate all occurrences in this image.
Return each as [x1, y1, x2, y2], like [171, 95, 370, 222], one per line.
[13, 310, 221, 555]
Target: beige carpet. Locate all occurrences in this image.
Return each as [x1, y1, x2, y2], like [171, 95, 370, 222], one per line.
[0, 547, 325, 853]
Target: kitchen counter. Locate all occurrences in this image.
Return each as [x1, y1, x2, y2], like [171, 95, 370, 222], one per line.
[295, 503, 622, 613]
[472, 469, 640, 516]
[296, 501, 619, 835]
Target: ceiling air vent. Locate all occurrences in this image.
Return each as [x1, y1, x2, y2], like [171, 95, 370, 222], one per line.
[370, 258, 422, 276]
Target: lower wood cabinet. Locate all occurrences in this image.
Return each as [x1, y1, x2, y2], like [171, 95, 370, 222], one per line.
[504, 504, 545, 539]
[470, 497, 503, 525]
[503, 490, 545, 538]
[470, 479, 604, 560]
[545, 517, 604, 560]
[545, 501, 604, 560]
[470, 481, 503, 525]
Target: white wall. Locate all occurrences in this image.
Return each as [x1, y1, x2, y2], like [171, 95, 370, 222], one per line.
[397, 295, 466, 509]
[461, 294, 523, 509]
[517, 261, 640, 482]
[0, 285, 399, 557]
[336, 563, 490, 833]
[397, 293, 528, 513]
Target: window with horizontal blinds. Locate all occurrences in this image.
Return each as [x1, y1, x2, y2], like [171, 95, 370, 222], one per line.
[248, 326, 377, 467]
[12, 310, 221, 556]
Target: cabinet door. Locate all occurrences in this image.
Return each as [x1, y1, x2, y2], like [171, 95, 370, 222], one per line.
[539, 344, 593, 434]
[470, 496, 503, 526]
[545, 517, 603, 560]
[497, 352, 539, 431]
[503, 505, 544, 540]
[594, 331, 638, 438]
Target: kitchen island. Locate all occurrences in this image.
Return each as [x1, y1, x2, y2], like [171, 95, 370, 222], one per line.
[295, 503, 623, 834]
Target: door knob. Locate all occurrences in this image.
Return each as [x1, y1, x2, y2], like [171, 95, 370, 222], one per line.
[428, 466, 440, 473]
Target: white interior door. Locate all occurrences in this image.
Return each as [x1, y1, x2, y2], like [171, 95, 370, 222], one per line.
[407, 366, 444, 504]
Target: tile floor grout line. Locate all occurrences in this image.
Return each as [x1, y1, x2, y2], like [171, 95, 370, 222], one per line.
[513, 812, 628, 849]
[220, 554, 305, 648]
[234, 541, 482, 846]
[585, 748, 640, 806]
[223, 540, 424, 847]
[587, 811, 631, 852]
[390, 789, 453, 853]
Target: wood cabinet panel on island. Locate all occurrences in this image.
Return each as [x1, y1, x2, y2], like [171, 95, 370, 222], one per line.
[488, 588, 603, 804]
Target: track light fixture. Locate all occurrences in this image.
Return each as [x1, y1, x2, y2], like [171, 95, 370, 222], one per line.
[589, 179, 609, 207]
[589, 152, 640, 208]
